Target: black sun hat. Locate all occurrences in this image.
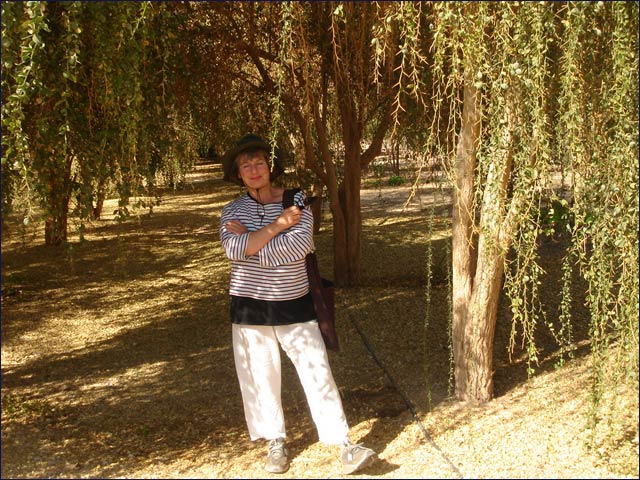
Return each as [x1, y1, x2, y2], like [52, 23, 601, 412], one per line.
[222, 134, 285, 185]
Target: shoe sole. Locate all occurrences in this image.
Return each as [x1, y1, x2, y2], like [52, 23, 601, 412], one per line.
[265, 463, 290, 474]
[342, 452, 377, 475]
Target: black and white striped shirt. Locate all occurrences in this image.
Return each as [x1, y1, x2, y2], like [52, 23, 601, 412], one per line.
[220, 191, 315, 301]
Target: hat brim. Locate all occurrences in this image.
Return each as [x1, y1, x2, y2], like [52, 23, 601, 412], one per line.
[222, 140, 285, 185]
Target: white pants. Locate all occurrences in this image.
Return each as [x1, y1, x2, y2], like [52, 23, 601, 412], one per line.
[232, 321, 350, 445]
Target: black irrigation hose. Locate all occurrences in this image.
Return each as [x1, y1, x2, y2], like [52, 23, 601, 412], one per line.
[348, 313, 464, 479]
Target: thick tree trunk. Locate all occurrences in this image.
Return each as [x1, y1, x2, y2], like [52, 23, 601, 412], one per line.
[44, 187, 71, 246]
[452, 80, 518, 403]
[330, 197, 349, 286]
[44, 157, 73, 246]
[339, 144, 362, 286]
[44, 210, 68, 246]
[465, 245, 505, 401]
[465, 111, 517, 401]
[451, 81, 481, 401]
[330, 184, 363, 287]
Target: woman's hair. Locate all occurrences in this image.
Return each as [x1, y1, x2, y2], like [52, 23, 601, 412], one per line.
[235, 147, 268, 164]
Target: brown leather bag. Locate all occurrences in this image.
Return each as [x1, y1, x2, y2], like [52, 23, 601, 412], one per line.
[283, 189, 339, 351]
[305, 252, 339, 351]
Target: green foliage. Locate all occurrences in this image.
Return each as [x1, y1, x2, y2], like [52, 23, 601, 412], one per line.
[1, 2, 198, 244]
[553, 1, 639, 444]
[539, 199, 574, 237]
[426, 0, 638, 441]
[1, 1, 48, 224]
[387, 175, 405, 186]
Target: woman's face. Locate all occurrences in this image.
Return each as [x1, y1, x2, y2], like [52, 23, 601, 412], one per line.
[236, 150, 270, 189]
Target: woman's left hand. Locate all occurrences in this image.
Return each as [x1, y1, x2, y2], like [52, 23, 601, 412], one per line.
[225, 220, 249, 235]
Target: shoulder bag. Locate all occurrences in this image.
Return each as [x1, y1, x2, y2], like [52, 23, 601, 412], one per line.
[283, 189, 339, 351]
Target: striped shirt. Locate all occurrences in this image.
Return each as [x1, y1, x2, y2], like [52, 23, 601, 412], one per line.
[220, 191, 315, 301]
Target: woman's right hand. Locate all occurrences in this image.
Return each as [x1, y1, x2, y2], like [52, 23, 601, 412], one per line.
[275, 206, 302, 230]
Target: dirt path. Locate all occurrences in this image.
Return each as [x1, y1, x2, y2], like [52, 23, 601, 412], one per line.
[2, 164, 637, 478]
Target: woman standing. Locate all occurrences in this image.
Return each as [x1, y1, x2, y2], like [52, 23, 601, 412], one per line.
[219, 134, 377, 474]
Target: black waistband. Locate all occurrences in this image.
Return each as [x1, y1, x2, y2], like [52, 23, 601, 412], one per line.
[230, 292, 316, 326]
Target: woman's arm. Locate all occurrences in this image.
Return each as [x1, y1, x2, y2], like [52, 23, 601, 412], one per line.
[226, 206, 302, 257]
[220, 204, 250, 261]
[257, 193, 314, 266]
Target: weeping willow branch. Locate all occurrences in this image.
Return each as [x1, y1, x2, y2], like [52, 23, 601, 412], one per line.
[267, 2, 294, 169]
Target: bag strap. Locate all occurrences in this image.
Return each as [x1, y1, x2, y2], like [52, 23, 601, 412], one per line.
[282, 188, 302, 209]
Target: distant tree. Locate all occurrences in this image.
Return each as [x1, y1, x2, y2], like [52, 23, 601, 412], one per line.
[1, 2, 197, 245]
[191, 2, 401, 286]
[281, 2, 400, 286]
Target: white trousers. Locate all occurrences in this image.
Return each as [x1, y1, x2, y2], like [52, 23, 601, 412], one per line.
[232, 321, 350, 445]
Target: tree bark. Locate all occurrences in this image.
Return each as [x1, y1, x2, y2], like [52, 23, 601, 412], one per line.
[44, 159, 73, 246]
[92, 178, 107, 220]
[465, 243, 505, 401]
[451, 81, 481, 400]
[310, 179, 324, 234]
[452, 79, 520, 403]
[44, 212, 68, 246]
[336, 142, 363, 286]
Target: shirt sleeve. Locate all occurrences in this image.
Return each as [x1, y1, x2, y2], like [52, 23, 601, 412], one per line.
[219, 202, 250, 261]
[258, 191, 315, 267]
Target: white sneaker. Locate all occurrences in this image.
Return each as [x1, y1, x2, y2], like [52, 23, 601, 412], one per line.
[265, 438, 290, 474]
[341, 443, 377, 474]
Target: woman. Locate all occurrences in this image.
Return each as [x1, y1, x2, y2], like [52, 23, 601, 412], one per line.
[219, 134, 377, 474]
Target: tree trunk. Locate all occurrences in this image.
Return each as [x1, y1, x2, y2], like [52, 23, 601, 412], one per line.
[93, 179, 107, 220]
[311, 179, 324, 234]
[330, 196, 349, 286]
[393, 138, 400, 176]
[334, 143, 362, 286]
[44, 157, 73, 246]
[452, 79, 518, 403]
[451, 81, 481, 401]
[44, 185, 71, 246]
[465, 244, 505, 401]
[44, 210, 68, 246]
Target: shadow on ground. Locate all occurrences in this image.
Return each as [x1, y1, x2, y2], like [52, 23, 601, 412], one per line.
[1, 164, 592, 478]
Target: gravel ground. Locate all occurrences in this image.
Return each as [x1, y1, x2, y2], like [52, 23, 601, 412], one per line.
[2, 164, 637, 478]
